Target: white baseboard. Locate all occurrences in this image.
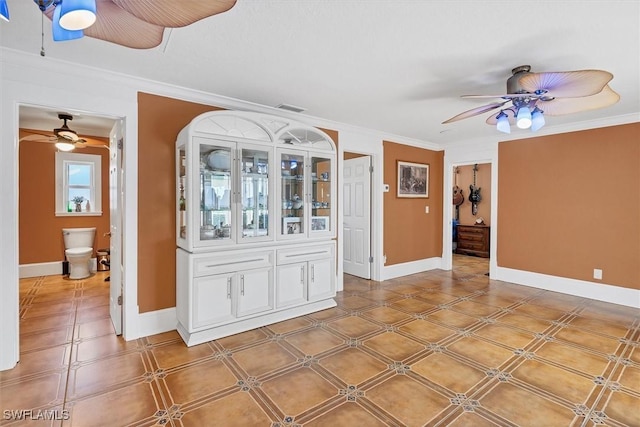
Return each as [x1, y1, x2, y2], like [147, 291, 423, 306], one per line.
[19, 262, 62, 278]
[381, 257, 442, 281]
[137, 307, 177, 338]
[20, 258, 98, 279]
[495, 267, 640, 309]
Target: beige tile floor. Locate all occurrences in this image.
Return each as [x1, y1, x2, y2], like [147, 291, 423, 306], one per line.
[1, 255, 639, 426]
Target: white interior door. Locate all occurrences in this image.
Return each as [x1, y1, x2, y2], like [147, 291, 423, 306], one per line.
[109, 120, 124, 335]
[343, 156, 371, 279]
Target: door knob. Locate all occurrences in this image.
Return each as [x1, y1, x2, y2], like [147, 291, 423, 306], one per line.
[104, 232, 112, 237]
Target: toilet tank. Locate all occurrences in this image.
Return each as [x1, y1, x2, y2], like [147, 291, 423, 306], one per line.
[62, 227, 96, 249]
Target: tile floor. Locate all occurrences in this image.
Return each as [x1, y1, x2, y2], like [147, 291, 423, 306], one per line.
[2, 255, 639, 426]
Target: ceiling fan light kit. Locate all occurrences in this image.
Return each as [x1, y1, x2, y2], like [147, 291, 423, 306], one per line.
[0, 0, 9, 21]
[53, 5, 83, 41]
[54, 141, 76, 151]
[443, 65, 619, 135]
[58, 0, 96, 30]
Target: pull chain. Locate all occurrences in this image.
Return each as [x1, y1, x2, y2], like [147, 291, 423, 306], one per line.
[40, 11, 45, 56]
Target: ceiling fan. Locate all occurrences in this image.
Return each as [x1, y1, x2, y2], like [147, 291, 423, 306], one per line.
[30, 0, 237, 49]
[442, 65, 620, 134]
[20, 113, 91, 151]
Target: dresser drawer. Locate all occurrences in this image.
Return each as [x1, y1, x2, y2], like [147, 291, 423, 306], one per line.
[458, 231, 485, 242]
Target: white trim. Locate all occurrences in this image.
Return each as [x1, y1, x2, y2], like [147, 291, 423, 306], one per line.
[381, 257, 442, 281]
[137, 307, 178, 338]
[19, 262, 62, 278]
[19, 259, 98, 279]
[494, 267, 640, 309]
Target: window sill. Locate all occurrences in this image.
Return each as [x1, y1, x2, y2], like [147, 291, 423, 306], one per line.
[55, 211, 103, 217]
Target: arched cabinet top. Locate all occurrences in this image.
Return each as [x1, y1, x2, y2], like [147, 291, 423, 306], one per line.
[178, 110, 336, 152]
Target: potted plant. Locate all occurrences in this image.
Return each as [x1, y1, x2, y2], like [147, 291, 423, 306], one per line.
[72, 196, 85, 212]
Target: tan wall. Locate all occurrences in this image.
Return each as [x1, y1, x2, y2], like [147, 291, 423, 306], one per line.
[18, 138, 110, 264]
[497, 122, 640, 290]
[137, 93, 223, 313]
[383, 141, 443, 265]
[454, 163, 491, 226]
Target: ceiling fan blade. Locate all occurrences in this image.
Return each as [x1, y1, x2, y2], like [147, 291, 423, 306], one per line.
[486, 109, 516, 125]
[113, 0, 237, 28]
[442, 101, 508, 124]
[461, 94, 536, 99]
[536, 85, 620, 116]
[519, 70, 613, 98]
[82, 0, 165, 49]
[19, 134, 54, 143]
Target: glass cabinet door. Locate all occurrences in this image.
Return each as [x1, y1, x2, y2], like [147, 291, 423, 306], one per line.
[199, 142, 233, 242]
[240, 146, 270, 241]
[310, 155, 332, 234]
[280, 151, 305, 236]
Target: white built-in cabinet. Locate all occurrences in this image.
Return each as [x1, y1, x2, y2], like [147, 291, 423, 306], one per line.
[175, 111, 337, 346]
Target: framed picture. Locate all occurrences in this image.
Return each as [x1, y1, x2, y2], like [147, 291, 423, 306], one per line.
[282, 217, 302, 234]
[397, 161, 429, 198]
[311, 216, 329, 231]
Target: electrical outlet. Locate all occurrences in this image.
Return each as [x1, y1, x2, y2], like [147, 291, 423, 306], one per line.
[383, 255, 387, 264]
[593, 269, 602, 280]
[425, 206, 429, 214]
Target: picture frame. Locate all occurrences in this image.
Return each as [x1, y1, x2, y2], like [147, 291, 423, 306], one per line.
[282, 217, 302, 234]
[397, 161, 429, 198]
[311, 216, 329, 232]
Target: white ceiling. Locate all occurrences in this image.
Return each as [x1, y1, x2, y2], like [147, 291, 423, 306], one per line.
[3, 1, 640, 144]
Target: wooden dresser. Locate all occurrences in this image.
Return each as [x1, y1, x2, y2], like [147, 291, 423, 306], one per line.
[456, 224, 490, 258]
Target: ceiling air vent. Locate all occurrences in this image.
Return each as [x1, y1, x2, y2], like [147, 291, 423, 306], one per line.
[275, 103, 306, 113]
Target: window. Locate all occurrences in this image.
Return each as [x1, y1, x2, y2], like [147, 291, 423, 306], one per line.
[55, 152, 102, 216]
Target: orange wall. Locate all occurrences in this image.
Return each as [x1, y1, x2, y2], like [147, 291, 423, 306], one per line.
[137, 93, 223, 313]
[497, 122, 640, 290]
[18, 139, 110, 264]
[454, 163, 491, 226]
[383, 141, 443, 265]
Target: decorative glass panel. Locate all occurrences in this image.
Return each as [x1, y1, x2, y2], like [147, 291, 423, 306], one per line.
[281, 152, 305, 235]
[240, 147, 269, 239]
[311, 155, 331, 233]
[200, 145, 232, 241]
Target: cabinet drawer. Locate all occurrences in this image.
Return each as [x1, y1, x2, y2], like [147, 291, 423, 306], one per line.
[458, 232, 485, 242]
[277, 244, 333, 265]
[457, 225, 487, 234]
[194, 251, 273, 277]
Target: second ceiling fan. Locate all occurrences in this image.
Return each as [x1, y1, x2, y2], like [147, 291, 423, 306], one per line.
[442, 65, 620, 133]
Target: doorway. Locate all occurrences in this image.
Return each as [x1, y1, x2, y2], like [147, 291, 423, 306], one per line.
[342, 152, 372, 279]
[451, 162, 492, 273]
[17, 104, 123, 336]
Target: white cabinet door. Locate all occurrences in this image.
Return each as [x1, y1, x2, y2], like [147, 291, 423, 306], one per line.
[192, 274, 234, 329]
[237, 267, 274, 317]
[308, 258, 335, 301]
[276, 262, 307, 308]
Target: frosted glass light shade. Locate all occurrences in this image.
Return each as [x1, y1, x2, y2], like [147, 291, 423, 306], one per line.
[531, 109, 545, 131]
[516, 106, 532, 129]
[496, 112, 511, 134]
[55, 141, 76, 151]
[0, 0, 9, 22]
[53, 5, 84, 41]
[59, 0, 96, 31]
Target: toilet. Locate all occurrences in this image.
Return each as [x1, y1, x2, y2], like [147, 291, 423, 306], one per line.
[62, 227, 96, 279]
